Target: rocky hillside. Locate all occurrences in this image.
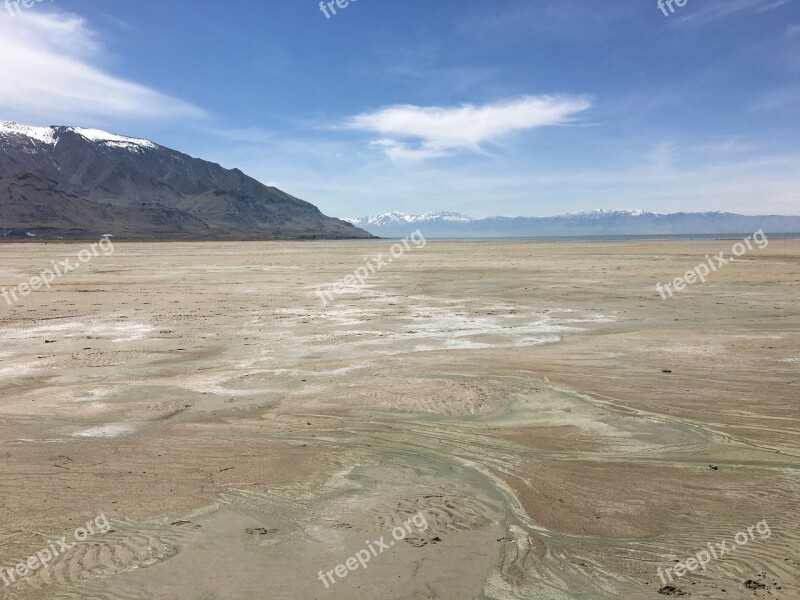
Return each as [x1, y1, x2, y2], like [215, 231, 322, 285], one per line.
[0, 122, 372, 240]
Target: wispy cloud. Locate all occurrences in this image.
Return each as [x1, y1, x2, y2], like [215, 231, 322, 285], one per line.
[676, 0, 792, 24]
[0, 12, 205, 122]
[788, 23, 800, 35]
[754, 0, 794, 12]
[343, 96, 591, 162]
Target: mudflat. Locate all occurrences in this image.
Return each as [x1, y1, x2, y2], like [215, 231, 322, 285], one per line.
[0, 240, 798, 600]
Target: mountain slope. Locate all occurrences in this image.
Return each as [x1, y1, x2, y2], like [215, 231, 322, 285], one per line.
[0, 122, 372, 240]
[345, 211, 800, 238]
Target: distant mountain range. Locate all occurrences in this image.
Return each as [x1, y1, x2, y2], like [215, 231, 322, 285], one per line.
[345, 211, 800, 238]
[0, 121, 372, 240]
[4, 121, 795, 242]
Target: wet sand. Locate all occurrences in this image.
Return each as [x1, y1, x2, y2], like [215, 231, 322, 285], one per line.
[0, 239, 798, 599]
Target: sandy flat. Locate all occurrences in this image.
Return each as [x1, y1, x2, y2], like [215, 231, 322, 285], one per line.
[0, 240, 798, 599]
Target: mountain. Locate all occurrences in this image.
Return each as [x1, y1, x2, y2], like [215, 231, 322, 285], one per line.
[0, 122, 372, 240]
[346, 211, 475, 228]
[344, 210, 800, 238]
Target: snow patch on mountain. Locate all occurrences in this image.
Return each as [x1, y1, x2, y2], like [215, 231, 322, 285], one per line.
[344, 211, 475, 227]
[0, 121, 56, 145]
[559, 209, 658, 219]
[341, 209, 800, 239]
[0, 121, 157, 152]
[344, 210, 664, 225]
[68, 127, 157, 151]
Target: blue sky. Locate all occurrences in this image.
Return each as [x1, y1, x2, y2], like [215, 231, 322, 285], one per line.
[0, 0, 798, 217]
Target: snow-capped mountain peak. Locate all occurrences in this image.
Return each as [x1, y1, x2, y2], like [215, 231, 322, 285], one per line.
[66, 127, 157, 151]
[344, 211, 474, 227]
[565, 209, 656, 219]
[0, 121, 157, 152]
[0, 121, 57, 145]
[340, 209, 799, 238]
[343, 210, 663, 228]
[0, 121, 371, 240]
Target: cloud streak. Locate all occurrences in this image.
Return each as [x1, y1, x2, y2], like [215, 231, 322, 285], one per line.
[343, 96, 591, 162]
[675, 0, 792, 24]
[0, 12, 205, 122]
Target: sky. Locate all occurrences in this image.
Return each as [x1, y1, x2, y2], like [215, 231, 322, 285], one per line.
[0, 0, 798, 218]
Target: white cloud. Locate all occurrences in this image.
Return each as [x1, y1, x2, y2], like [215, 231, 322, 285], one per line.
[0, 12, 205, 122]
[788, 24, 800, 35]
[343, 95, 591, 162]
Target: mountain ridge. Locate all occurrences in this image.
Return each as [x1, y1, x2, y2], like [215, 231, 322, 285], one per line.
[345, 210, 800, 238]
[0, 121, 372, 240]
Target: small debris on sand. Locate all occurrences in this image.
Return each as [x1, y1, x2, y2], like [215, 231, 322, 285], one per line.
[658, 585, 688, 596]
[743, 579, 766, 590]
[246, 527, 279, 536]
